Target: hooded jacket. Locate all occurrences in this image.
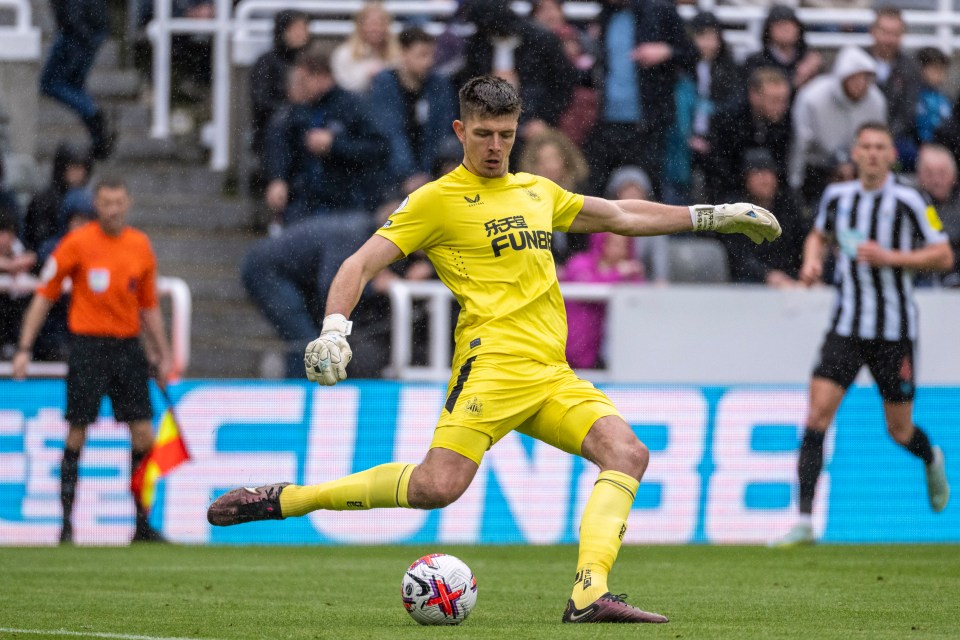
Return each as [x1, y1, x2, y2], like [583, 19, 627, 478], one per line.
[743, 5, 811, 87]
[789, 46, 887, 188]
[250, 11, 309, 154]
[23, 144, 93, 253]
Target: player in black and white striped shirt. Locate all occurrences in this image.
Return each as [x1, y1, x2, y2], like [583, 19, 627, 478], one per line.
[776, 122, 955, 546]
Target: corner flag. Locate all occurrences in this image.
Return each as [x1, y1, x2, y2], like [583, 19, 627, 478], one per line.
[131, 397, 190, 513]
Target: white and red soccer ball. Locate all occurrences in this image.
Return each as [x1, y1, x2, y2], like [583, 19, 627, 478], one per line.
[401, 553, 478, 625]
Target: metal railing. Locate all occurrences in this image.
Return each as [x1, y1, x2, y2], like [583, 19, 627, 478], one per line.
[0, 0, 40, 60]
[146, 0, 960, 172]
[387, 279, 614, 381]
[0, 274, 193, 379]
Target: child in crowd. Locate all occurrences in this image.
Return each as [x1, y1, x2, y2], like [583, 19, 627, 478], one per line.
[561, 232, 644, 369]
[915, 47, 953, 146]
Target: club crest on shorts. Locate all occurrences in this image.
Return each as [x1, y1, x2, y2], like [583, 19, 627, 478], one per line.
[465, 396, 483, 417]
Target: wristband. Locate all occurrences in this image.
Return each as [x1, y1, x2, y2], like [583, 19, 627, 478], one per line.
[689, 204, 716, 232]
[322, 313, 353, 336]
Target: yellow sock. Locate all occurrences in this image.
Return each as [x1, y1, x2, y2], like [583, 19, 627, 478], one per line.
[570, 469, 639, 609]
[279, 462, 415, 517]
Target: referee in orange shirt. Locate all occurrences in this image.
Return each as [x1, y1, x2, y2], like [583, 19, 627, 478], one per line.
[13, 177, 172, 544]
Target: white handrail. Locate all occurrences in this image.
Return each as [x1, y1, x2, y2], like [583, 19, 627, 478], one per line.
[147, 0, 960, 173]
[0, 0, 41, 60]
[0, 274, 193, 378]
[386, 280, 614, 381]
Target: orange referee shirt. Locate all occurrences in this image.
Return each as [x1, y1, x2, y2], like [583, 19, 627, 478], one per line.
[37, 221, 158, 338]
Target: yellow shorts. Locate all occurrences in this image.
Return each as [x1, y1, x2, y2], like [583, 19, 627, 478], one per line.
[431, 355, 621, 465]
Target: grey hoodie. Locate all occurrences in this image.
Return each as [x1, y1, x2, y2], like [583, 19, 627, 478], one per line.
[789, 46, 888, 188]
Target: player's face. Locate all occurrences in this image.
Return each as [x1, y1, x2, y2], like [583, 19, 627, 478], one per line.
[94, 186, 132, 236]
[851, 129, 896, 181]
[453, 113, 519, 178]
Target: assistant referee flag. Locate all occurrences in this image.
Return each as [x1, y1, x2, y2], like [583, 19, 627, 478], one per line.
[131, 408, 190, 512]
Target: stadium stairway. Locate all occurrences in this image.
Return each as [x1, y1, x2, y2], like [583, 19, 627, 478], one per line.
[34, 37, 284, 378]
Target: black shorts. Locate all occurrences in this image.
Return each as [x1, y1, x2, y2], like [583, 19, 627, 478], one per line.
[65, 336, 153, 425]
[812, 332, 915, 402]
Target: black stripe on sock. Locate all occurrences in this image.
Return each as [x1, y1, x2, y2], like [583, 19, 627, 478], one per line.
[396, 464, 414, 507]
[594, 477, 636, 501]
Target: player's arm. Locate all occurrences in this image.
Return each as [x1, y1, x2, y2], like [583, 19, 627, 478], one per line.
[799, 228, 828, 286]
[856, 240, 954, 272]
[305, 234, 405, 385]
[140, 306, 172, 381]
[11, 294, 55, 379]
[570, 196, 781, 244]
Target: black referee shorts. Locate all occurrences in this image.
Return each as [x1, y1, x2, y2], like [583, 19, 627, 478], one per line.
[812, 332, 915, 402]
[65, 336, 154, 426]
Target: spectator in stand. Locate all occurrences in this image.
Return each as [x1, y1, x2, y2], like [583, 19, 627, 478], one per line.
[0, 156, 22, 228]
[914, 48, 952, 148]
[331, 2, 401, 94]
[40, 0, 115, 160]
[368, 27, 458, 196]
[720, 149, 806, 287]
[585, 0, 697, 197]
[23, 144, 93, 256]
[518, 128, 591, 262]
[456, 0, 578, 142]
[561, 233, 644, 369]
[916, 144, 960, 288]
[674, 12, 743, 205]
[263, 45, 387, 227]
[530, 0, 600, 146]
[606, 166, 669, 284]
[790, 46, 886, 207]
[868, 7, 921, 171]
[249, 10, 311, 195]
[708, 68, 792, 203]
[743, 5, 822, 93]
[0, 206, 36, 359]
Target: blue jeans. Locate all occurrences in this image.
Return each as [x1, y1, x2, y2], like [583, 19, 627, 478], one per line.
[40, 30, 106, 126]
[241, 211, 372, 377]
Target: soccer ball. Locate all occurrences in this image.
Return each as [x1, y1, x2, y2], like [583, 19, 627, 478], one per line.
[401, 553, 478, 625]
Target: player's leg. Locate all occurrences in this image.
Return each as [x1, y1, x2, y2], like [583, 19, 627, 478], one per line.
[775, 332, 860, 547]
[517, 373, 667, 623]
[60, 337, 109, 544]
[869, 339, 949, 512]
[110, 339, 165, 542]
[59, 424, 87, 544]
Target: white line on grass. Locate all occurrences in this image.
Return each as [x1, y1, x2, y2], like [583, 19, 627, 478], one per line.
[0, 627, 222, 640]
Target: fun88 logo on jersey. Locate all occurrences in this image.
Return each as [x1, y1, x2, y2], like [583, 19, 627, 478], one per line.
[484, 215, 552, 257]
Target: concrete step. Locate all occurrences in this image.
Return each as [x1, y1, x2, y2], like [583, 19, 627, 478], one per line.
[192, 300, 278, 342]
[88, 68, 141, 101]
[122, 163, 229, 199]
[39, 101, 152, 131]
[131, 194, 249, 231]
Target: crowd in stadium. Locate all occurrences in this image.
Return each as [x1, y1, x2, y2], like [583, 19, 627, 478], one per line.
[2, 0, 960, 377]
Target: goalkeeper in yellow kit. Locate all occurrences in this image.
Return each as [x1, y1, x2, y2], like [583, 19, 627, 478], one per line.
[209, 76, 781, 623]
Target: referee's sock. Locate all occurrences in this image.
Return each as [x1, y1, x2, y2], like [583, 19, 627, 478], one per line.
[279, 462, 415, 516]
[60, 448, 81, 524]
[903, 425, 935, 465]
[798, 429, 826, 515]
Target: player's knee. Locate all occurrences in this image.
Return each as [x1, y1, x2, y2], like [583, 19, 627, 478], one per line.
[886, 422, 912, 445]
[623, 440, 650, 480]
[409, 477, 468, 510]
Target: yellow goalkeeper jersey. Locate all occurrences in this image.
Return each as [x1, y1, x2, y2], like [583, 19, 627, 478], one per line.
[376, 164, 584, 367]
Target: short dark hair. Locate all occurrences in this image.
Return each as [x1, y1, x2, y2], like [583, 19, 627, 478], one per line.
[458, 75, 522, 121]
[874, 6, 904, 23]
[856, 121, 893, 140]
[93, 176, 129, 194]
[748, 66, 789, 92]
[398, 26, 435, 49]
[296, 42, 333, 75]
[917, 46, 949, 68]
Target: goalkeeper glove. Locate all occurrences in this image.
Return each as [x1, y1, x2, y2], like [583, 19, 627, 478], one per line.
[689, 203, 782, 244]
[304, 314, 353, 385]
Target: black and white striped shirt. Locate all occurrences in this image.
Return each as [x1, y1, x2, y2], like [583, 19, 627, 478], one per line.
[815, 174, 948, 341]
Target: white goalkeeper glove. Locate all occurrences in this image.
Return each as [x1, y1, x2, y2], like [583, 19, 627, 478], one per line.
[689, 203, 782, 244]
[304, 314, 353, 386]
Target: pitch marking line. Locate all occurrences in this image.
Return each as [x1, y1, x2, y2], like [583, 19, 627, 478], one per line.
[0, 628, 222, 640]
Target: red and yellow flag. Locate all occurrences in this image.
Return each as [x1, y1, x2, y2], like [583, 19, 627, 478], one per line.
[131, 408, 190, 512]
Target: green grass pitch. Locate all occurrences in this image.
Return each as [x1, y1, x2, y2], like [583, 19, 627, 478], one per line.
[1, 545, 959, 639]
